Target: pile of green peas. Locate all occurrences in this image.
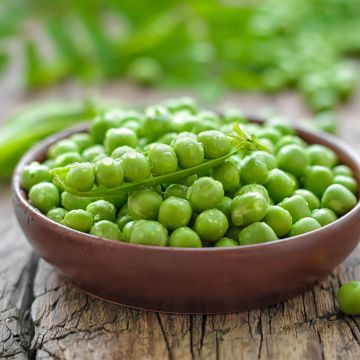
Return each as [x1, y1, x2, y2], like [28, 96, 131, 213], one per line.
[22, 97, 358, 250]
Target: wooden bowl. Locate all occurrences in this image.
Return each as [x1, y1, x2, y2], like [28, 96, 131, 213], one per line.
[12, 120, 360, 314]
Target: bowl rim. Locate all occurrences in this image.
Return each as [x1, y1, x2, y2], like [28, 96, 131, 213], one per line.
[12, 117, 360, 254]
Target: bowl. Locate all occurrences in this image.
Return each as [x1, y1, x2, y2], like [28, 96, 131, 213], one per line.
[13, 119, 360, 314]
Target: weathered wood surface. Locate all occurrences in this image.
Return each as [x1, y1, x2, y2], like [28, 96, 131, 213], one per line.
[0, 76, 359, 359]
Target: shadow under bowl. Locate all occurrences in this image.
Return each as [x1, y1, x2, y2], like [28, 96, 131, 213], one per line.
[12, 119, 360, 314]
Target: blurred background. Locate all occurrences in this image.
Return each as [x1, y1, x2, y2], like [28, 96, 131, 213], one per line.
[1, 0, 360, 178]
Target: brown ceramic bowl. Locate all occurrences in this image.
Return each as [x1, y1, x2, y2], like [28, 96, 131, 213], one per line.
[13, 119, 360, 314]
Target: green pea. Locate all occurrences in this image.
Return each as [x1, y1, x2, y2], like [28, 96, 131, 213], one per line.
[90, 113, 118, 144]
[54, 152, 82, 167]
[251, 151, 277, 170]
[29, 182, 60, 214]
[289, 217, 321, 237]
[48, 139, 79, 159]
[333, 165, 353, 177]
[239, 222, 278, 245]
[337, 281, 360, 315]
[257, 127, 282, 144]
[265, 118, 295, 136]
[211, 160, 240, 191]
[241, 155, 269, 185]
[130, 220, 168, 246]
[143, 106, 174, 141]
[163, 184, 188, 200]
[90, 220, 122, 241]
[111, 145, 135, 159]
[86, 200, 116, 222]
[274, 135, 306, 153]
[234, 184, 271, 204]
[311, 208, 337, 226]
[116, 215, 133, 231]
[231, 192, 268, 226]
[169, 227, 202, 248]
[277, 144, 310, 177]
[304, 165, 333, 197]
[187, 177, 224, 212]
[70, 133, 94, 152]
[21, 162, 52, 191]
[333, 175, 358, 194]
[62, 210, 94, 233]
[264, 206, 292, 237]
[158, 197, 192, 230]
[61, 191, 93, 211]
[216, 196, 232, 221]
[279, 195, 311, 223]
[174, 137, 204, 168]
[164, 97, 198, 114]
[121, 151, 151, 182]
[47, 208, 68, 224]
[95, 157, 124, 188]
[214, 237, 238, 247]
[156, 132, 177, 145]
[122, 221, 135, 242]
[104, 128, 138, 154]
[82, 145, 106, 162]
[148, 143, 178, 176]
[194, 209, 229, 242]
[321, 184, 357, 215]
[307, 144, 337, 168]
[197, 130, 231, 159]
[66, 162, 95, 192]
[128, 189, 163, 220]
[294, 189, 320, 211]
[266, 169, 296, 203]
[177, 174, 198, 187]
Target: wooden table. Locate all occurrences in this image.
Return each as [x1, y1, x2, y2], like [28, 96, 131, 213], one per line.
[0, 78, 359, 359]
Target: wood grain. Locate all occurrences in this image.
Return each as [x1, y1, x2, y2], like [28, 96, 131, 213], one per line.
[0, 78, 359, 359]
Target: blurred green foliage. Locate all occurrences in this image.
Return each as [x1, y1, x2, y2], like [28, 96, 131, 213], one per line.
[1, 0, 360, 110]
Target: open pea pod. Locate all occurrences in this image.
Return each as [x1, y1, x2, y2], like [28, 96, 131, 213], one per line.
[51, 123, 270, 198]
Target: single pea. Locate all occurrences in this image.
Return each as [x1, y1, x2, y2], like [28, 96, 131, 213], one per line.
[121, 151, 151, 182]
[95, 157, 124, 188]
[111, 145, 135, 159]
[265, 118, 295, 136]
[307, 144, 337, 168]
[164, 96, 198, 114]
[82, 145, 106, 162]
[90, 220, 122, 241]
[241, 156, 269, 185]
[311, 208, 337, 226]
[70, 133, 94, 152]
[148, 143, 178, 176]
[187, 177, 224, 212]
[174, 137, 204, 168]
[333, 175, 358, 194]
[47, 208, 68, 224]
[279, 195, 311, 223]
[54, 152, 82, 167]
[257, 127, 282, 144]
[48, 139, 79, 159]
[321, 184, 357, 215]
[304, 165, 333, 197]
[289, 217, 321, 237]
[142, 106, 174, 141]
[128, 189, 163, 220]
[116, 215, 133, 231]
[234, 184, 271, 204]
[29, 182, 60, 214]
[239, 222, 278, 245]
[215, 237, 238, 247]
[163, 184, 188, 200]
[294, 189, 320, 211]
[130, 220, 168, 246]
[62, 210, 94, 233]
[274, 135, 306, 153]
[266, 169, 296, 203]
[86, 200, 116, 222]
[61, 191, 93, 211]
[216, 196, 232, 221]
[264, 206, 292, 237]
[277, 144, 310, 177]
[194, 209, 229, 242]
[90, 113, 119, 144]
[333, 165, 353, 177]
[251, 151, 277, 170]
[158, 197, 192, 230]
[169, 227, 202, 248]
[122, 221, 135, 242]
[104, 128, 138, 154]
[197, 130, 231, 159]
[225, 225, 242, 241]
[231, 192, 268, 226]
[21, 163, 52, 191]
[211, 161, 240, 191]
[66, 162, 95, 192]
[337, 281, 360, 315]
